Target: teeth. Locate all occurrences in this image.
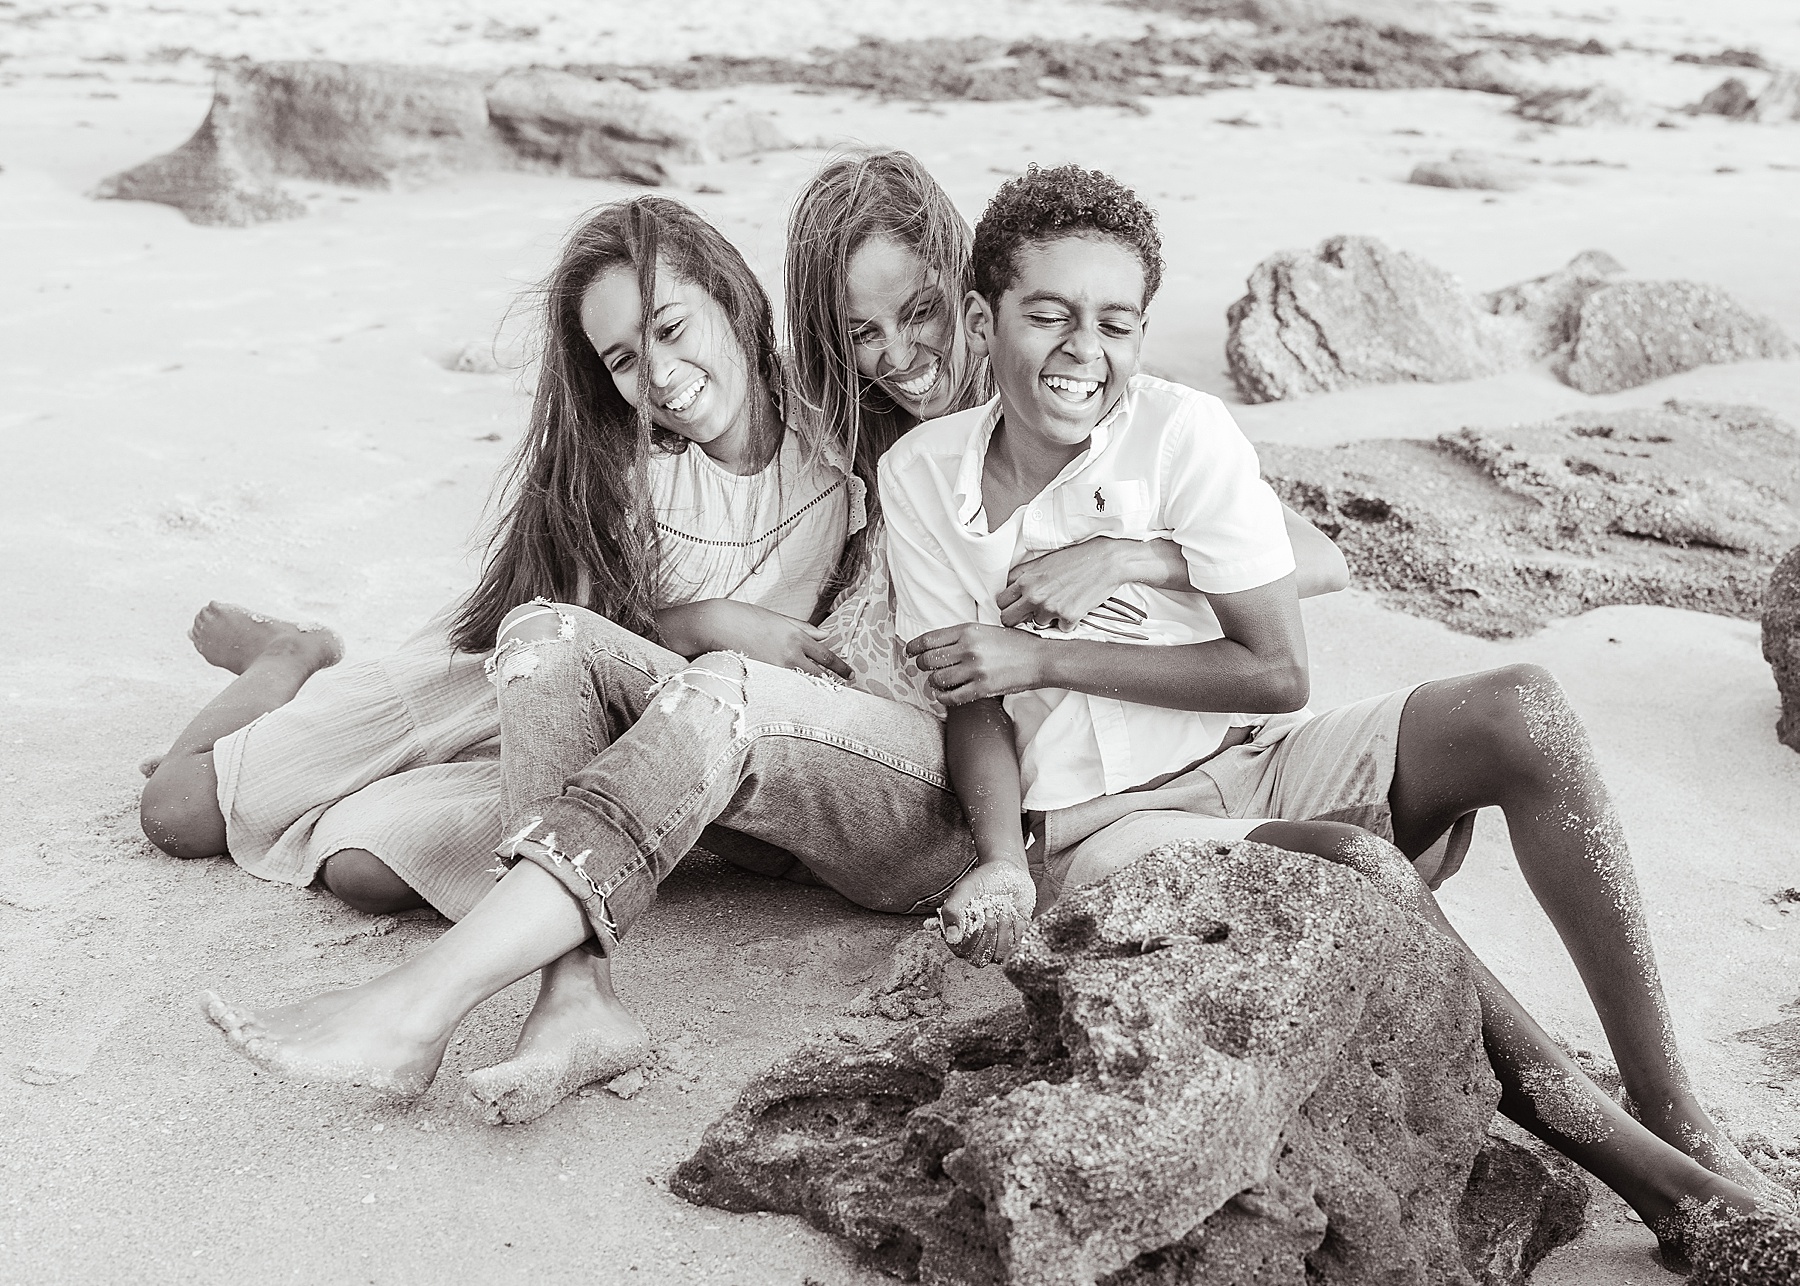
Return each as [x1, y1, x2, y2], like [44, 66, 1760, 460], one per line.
[664, 374, 706, 413]
[1044, 375, 1100, 398]
[893, 359, 940, 399]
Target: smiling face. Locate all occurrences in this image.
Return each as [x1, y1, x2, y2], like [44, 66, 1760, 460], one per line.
[580, 262, 756, 467]
[844, 235, 964, 423]
[967, 233, 1147, 451]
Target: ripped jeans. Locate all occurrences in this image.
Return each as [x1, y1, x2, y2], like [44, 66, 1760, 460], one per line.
[488, 602, 975, 953]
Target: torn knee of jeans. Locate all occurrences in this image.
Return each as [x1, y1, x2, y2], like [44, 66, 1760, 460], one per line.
[644, 652, 750, 738]
[486, 600, 578, 686]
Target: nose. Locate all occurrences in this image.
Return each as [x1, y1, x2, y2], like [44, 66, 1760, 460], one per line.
[877, 327, 919, 377]
[648, 346, 681, 391]
[1061, 322, 1103, 365]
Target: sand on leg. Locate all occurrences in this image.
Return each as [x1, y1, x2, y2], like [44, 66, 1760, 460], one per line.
[1385, 664, 1780, 1201]
[201, 862, 589, 1099]
[1249, 818, 1762, 1264]
[141, 602, 344, 858]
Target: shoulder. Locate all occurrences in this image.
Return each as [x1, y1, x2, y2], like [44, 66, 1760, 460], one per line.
[1126, 374, 1239, 439]
[879, 398, 993, 484]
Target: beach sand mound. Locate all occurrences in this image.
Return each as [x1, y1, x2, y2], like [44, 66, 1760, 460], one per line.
[94, 61, 791, 225]
[1264, 401, 1800, 638]
[1227, 238, 1793, 402]
[671, 840, 1588, 1285]
[1759, 544, 1800, 753]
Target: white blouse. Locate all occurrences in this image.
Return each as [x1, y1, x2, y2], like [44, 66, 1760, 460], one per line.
[649, 423, 862, 622]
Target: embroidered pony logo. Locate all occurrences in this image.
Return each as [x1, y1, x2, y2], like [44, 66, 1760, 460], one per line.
[1093, 487, 1106, 513]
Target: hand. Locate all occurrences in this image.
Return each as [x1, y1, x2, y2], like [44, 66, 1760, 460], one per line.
[906, 623, 1046, 707]
[660, 600, 850, 680]
[1000, 537, 1151, 630]
[937, 860, 1036, 967]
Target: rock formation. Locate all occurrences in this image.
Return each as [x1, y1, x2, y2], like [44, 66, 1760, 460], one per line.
[1559, 282, 1797, 394]
[1224, 236, 1517, 403]
[1407, 152, 1528, 191]
[1760, 544, 1800, 753]
[1263, 401, 1800, 637]
[1689, 1208, 1800, 1286]
[1511, 85, 1648, 127]
[1226, 239, 1794, 402]
[94, 61, 793, 226]
[672, 839, 1584, 1285]
[1456, 1123, 1589, 1286]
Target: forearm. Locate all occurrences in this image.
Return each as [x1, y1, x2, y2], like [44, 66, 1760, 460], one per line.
[1037, 632, 1308, 713]
[945, 700, 1028, 869]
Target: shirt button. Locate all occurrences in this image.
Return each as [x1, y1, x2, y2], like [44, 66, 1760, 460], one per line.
[1029, 507, 1042, 522]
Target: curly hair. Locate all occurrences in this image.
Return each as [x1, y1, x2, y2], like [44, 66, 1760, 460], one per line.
[971, 164, 1163, 307]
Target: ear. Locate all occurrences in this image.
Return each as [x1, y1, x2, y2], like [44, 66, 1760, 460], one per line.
[962, 289, 994, 360]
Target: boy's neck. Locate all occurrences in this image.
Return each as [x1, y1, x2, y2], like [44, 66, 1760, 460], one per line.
[981, 396, 1091, 528]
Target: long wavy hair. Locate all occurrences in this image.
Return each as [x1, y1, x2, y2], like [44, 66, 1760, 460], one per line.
[785, 150, 989, 580]
[450, 196, 784, 653]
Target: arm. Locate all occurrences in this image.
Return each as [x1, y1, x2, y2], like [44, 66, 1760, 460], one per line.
[937, 699, 1037, 966]
[999, 502, 1344, 629]
[654, 599, 849, 678]
[908, 574, 1309, 713]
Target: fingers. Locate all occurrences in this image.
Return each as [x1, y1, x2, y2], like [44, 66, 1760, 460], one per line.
[804, 641, 852, 679]
[999, 597, 1033, 629]
[905, 625, 969, 658]
[996, 582, 1023, 611]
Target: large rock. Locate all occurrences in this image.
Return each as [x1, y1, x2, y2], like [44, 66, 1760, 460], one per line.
[1512, 85, 1649, 127]
[1456, 1121, 1589, 1286]
[1760, 544, 1800, 753]
[675, 839, 1507, 1284]
[1559, 282, 1797, 394]
[1750, 72, 1800, 124]
[1225, 236, 1518, 403]
[1263, 401, 1800, 637]
[95, 61, 793, 226]
[1226, 240, 1793, 401]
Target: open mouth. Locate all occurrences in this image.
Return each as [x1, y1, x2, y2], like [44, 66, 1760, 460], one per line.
[663, 373, 708, 415]
[889, 357, 942, 403]
[1042, 373, 1101, 404]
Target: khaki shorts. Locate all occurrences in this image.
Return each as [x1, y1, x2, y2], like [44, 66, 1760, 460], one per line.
[1031, 686, 1461, 906]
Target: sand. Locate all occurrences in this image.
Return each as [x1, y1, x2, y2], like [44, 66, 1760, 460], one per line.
[4, 0, 1800, 1281]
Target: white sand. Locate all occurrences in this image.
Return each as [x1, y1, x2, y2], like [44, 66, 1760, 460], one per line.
[4, 2, 1799, 1281]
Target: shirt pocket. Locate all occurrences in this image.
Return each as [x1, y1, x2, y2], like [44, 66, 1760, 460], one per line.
[1058, 478, 1155, 540]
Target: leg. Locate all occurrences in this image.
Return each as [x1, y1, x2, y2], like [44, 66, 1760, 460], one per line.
[1249, 820, 1760, 1258]
[202, 861, 589, 1098]
[141, 603, 343, 858]
[320, 849, 426, 916]
[1385, 664, 1774, 1196]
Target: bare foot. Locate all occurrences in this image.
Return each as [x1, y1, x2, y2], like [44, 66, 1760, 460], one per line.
[1646, 1182, 1766, 1273]
[199, 983, 448, 1101]
[189, 601, 343, 677]
[461, 957, 650, 1126]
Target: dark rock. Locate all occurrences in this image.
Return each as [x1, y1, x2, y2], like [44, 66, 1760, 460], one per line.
[1408, 152, 1529, 191]
[1225, 235, 1517, 403]
[1456, 1120, 1589, 1286]
[1560, 281, 1795, 394]
[1513, 85, 1647, 126]
[1761, 546, 1800, 753]
[1694, 77, 1758, 119]
[1690, 1208, 1800, 1286]
[1481, 249, 1625, 359]
[1263, 401, 1800, 637]
[95, 60, 792, 226]
[676, 839, 1501, 1284]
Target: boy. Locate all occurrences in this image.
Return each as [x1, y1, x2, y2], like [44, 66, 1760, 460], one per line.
[880, 163, 1324, 964]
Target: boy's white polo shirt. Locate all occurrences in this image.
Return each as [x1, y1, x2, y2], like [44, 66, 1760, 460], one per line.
[878, 373, 1295, 812]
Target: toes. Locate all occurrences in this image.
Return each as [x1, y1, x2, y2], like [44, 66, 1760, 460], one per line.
[197, 990, 239, 1032]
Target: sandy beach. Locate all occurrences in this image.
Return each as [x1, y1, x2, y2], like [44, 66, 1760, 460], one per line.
[4, 1, 1800, 1281]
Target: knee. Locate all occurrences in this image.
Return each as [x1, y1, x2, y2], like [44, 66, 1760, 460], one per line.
[1255, 820, 1423, 897]
[139, 775, 223, 859]
[320, 849, 422, 916]
[496, 600, 581, 650]
[1468, 662, 1577, 781]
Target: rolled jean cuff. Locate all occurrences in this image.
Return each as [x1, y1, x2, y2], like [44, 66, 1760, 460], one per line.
[493, 806, 655, 956]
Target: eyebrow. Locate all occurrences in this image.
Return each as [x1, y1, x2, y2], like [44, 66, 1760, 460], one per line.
[846, 283, 939, 329]
[599, 301, 680, 361]
[1016, 290, 1142, 315]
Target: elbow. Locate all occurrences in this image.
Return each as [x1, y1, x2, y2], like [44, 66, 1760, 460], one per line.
[1261, 663, 1310, 713]
[1299, 552, 1350, 599]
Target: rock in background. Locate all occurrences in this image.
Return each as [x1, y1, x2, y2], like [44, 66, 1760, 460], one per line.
[1456, 1122, 1589, 1286]
[1760, 544, 1800, 754]
[1264, 401, 1800, 637]
[93, 61, 793, 225]
[1225, 238, 1794, 402]
[672, 839, 1556, 1285]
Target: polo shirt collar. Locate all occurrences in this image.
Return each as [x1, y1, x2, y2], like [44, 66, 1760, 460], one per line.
[951, 383, 1137, 527]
